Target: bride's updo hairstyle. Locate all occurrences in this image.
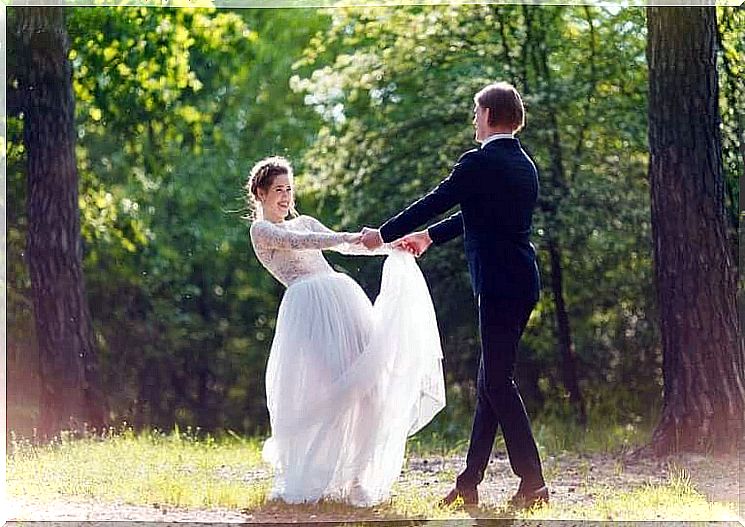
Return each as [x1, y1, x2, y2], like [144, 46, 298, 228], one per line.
[245, 156, 297, 221]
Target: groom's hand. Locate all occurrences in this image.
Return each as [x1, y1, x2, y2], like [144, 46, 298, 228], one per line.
[393, 230, 432, 257]
[393, 238, 418, 256]
[360, 227, 384, 250]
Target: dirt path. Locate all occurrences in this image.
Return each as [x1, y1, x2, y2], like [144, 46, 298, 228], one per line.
[7, 451, 742, 522]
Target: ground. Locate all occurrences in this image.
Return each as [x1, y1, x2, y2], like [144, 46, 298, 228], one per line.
[7, 450, 742, 522]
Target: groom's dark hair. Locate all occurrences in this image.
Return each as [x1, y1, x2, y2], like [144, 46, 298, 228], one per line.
[474, 82, 525, 133]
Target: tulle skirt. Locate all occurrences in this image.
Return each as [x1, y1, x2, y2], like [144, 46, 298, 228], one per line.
[262, 251, 446, 506]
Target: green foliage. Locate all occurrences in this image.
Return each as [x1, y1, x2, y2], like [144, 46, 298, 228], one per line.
[6, 6, 741, 438]
[7, 7, 329, 435]
[717, 7, 744, 245]
[409, 383, 658, 458]
[293, 5, 659, 423]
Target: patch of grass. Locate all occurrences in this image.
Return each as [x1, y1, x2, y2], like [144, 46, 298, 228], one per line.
[257, 479, 473, 520]
[389, 487, 467, 519]
[532, 411, 653, 456]
[7, 427, 269, 510]
[392, 462, 738, 522]
[408, 404, 654, 460]
[405, 382, 660, 459]
[524, 468, 739, 521]
[405, 431, 469, 458]
[7, 424, 739, 522]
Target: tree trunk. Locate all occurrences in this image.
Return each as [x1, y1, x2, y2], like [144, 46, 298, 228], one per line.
[646, 7, 744, 455]
[547, 239, 587, 425]
[16, 7, 108, 439]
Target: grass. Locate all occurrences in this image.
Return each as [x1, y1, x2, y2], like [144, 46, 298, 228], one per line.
[526, 466, 740, 522]
[8, 427, 269, 510]
[405, 384, 659, 460]
[6, 418, 740, 522]
[407, 406, 654, 460]
[533, 413, 653, 455]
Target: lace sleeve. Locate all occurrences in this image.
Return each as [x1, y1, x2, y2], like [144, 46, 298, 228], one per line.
[250, 219, 355, 251]
[301, 216, 392, 256]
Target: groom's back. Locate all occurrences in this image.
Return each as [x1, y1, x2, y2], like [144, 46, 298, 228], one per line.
[461, 138, 538, 240]
[461, 138, 540, 300]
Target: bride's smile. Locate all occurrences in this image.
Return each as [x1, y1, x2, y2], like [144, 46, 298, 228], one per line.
[257, 172, 294, 223]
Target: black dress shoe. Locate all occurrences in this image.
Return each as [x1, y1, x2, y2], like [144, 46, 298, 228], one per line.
[508, 484, 549, 509]
[439, 486, 479, 507]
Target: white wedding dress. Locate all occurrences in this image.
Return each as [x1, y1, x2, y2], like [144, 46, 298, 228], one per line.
[250, 215, 446, 506]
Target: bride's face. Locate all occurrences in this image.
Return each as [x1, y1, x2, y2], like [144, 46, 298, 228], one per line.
[259, 173, 294, 221]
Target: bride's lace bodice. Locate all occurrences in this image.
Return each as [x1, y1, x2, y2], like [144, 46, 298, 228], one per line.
[250, 215, 391, 287]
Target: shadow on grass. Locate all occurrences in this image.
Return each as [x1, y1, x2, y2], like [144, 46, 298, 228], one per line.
[246, 497, 410, 522]
[246, 496, 540, 524]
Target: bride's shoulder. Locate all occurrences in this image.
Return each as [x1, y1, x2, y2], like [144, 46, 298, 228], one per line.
[249, 219, 272, 236]
[294, 214, 319, 227]
[250, 219, 270, 229]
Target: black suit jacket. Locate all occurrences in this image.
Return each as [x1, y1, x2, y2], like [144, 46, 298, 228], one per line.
[380, 137, 540, 301]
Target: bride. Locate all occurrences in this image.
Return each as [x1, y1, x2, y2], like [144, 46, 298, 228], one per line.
[247, 156, 445, 506]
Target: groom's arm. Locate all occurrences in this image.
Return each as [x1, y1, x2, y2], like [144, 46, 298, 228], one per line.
[427, 212, 464, 245]
[379, 150, 480, 243]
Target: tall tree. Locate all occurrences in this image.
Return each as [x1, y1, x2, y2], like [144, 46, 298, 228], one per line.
[7, 7, 331, 436]
[12, 7, 108, 438]
[523, 5, 586, 424]
[646, 7, 744, 454]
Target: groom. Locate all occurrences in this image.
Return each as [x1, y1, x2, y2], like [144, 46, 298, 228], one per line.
[361, 82, 548, 509]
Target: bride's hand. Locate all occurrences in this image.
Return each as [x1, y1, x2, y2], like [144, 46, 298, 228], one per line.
[360, 227, 384, 249]
[344, 232, 363, 244]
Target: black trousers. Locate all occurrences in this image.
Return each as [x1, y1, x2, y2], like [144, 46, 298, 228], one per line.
[456, 294, 544, 490]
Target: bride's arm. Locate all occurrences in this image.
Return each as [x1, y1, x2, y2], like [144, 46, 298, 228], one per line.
[250, 219, 359, 251]
[302, 216, 392, 256]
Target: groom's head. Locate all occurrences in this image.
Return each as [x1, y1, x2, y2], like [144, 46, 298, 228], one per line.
[472, 82, 525, 142]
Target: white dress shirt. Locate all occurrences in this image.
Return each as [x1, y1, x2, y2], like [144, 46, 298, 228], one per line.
[480, 132, 515, 147]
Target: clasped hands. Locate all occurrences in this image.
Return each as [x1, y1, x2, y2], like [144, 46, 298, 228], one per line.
[347, 227, 432, 257]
